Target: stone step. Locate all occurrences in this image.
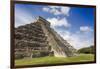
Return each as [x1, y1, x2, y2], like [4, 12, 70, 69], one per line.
[15, 39, 48, 47]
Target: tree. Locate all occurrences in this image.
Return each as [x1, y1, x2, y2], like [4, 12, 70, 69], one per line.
[78, 45, 94, 54]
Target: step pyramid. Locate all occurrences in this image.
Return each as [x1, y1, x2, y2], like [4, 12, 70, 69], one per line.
[15, 16, 77, 59]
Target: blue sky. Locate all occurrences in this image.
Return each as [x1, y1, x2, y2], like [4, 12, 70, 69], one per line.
[15, 4, 95, 49]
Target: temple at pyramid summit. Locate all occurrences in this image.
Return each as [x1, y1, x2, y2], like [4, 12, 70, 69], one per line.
[15, 16, 77, 59]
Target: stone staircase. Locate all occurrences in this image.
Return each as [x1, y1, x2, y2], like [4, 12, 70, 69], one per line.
[15, 16, 77, 59]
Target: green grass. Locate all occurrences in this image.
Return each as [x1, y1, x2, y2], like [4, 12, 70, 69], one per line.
[15, 54, 94, 66]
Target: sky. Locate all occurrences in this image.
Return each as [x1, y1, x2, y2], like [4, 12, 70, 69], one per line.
[15, 3, 95, 49]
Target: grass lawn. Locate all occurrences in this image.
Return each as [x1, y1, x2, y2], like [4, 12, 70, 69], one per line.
[15, 54, 94, 66]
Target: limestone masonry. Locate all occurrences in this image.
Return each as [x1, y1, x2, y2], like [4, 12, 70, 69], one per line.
[15, 16, 77, 59]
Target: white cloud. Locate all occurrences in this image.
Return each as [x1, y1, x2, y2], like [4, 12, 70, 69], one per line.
[57, 30, 94, 49]
[50, 8, 61, 15]
[68, 34, 94, 49]
[47, 17, 71, 28]
[42, 6, 70, 16]
[15, 6, 35, 27]
[42, 7, 49, 12]
[80, 26, 93, 32]
[61, 7, 70, 16]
